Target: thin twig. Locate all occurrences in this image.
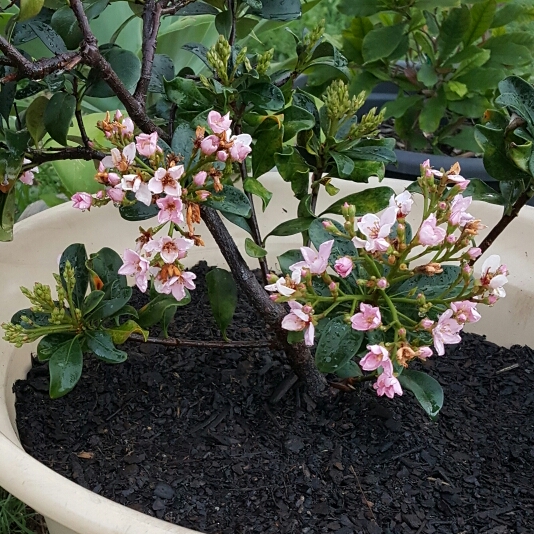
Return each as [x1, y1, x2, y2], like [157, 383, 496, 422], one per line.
[161, 0, 198, 16]
[73, 77, 90, 148]
[129, 333, 279, 349]
[133, 0, 162, 104]
[349, 465, 377, 524]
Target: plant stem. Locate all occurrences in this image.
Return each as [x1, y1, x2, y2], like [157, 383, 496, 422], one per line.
[201, 205, 332, 402]
[129, 333, 278, 349]
[309, 168, 323, 214]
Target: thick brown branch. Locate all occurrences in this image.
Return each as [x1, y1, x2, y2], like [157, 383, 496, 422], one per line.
[68, 0, 170, 143]
[470, 189, 531, 265]
[133, 0, 162, 104]
[0, 35, 80, 82]
[200, 205, 332, 402]
[129, 333, 278, 350]
[26, 147, 105, 166]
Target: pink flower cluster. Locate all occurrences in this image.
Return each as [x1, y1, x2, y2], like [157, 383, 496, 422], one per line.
[360, 345, 402, 398]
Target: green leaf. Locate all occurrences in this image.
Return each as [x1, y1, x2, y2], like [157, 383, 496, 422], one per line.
[119, 193, 159, 221]
[37, 333, 76, 362]
[464, 0, 496, 46]
[398, 370, 444, 419]
[419, 90, 447, 134]
[462, 179, 503, 205]
[137, 292, 190, 330]
[274, 146, 310, 199]
[241, 83, 285, 111]
[205, 185, 252, 217]
[243, 178, 272, 210]
[496, 76, 534, 131]
[334, 359, 362, 379]
[81, 290, 105, 315]
[171, 120, 197, 167]
[265, 217, 315, 240]
[43, 92, 76, 146]
[215, 9, 232, 39]
[277, 249, 303, 275]
[338, 0, 379, 16]
[308, 218, 356, 264]
[315, 317, 364, 373]
[86, 247, 127, 289]
[417, 64, 438, 88]
[320, 186, 395, 216]
[0, 187, 16, 242]
[361, 24, 406, 64]
[343, 144, 397, 164]
[59, 243, 89, 308]
[282, 105, 315, 141]
[244, 237, 268, 258]
[11, 308, 50, 329]
[19, 0, 45, 22]
[48, 337, 83, 398]
[220, 211, 253, 235]
[85, 330, 127, 363]
[383, 95, 423, 120]
[105, 320, 148, 345]
[252, 123, 283, 179]
[30, 21, 67, 54]
[330, 152, 355, 178]
[86, 45, 141, 98]
[25, 95, 49, 145]
[164, 76, 209, 110]
[437, 6, 471, 61]
[87, 282, 132, 321]
[206, 268, 237, 340]
[149, 54, 175, 93]
[260, 0, 300, 21]
[397, 266, 462, 299]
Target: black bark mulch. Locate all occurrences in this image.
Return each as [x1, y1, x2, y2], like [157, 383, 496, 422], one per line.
[14, 262, 534, 534]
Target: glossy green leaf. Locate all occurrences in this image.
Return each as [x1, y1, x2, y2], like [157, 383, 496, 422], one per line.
[315, 317, 364, 373]
[362, 24, 406, 63]
[48, 337, 83, 398]
[464, 0, 496, 46]
[462, 179, 503, 205]
[274, 146, 310, 199]
[344, 145, 396, 164]
[417, 64, 438, 88]
[496, 76, 534, 130]
[87, 282, 132, 321]
[243, 178, 272, 210]
[19, 0, 45, 22]
[44, 92, 76, 146]
[260, 0, 300, 21]
[282, 105, 315, 141]
[383, 95, 423, 120]
[137, 292, 190, 329]
[220, 211, 253, 235]
[214, 8, 232, 39]
[171, 120, 197, 167]
[86, 46, 141, 98]
[398, 370, 444, 419]
[86, 330, 127, 363]
[397, 266, 462, 299]
[241, 83, 285, 111]
[149, 54, 175, 93]
[86, 247, 127, 289]
[419, 91, 447, 134]
[277, 249, 303, 275]
[205, 185, 252, 217]
[25, 95, 49, 146]
[59, 243, 89, 308]
[330, 152, 355, 178]
[105, 320, 148, 345]
[0, 187, 16, 242]
[30, 21, 67, 54]
[11, 308, 50, 329]
[119, 193, 159, 221]
[252, 123, 283, 179]
[81, 290, 105, 315]
[245, 237, 268, 258]
[334, 359, 362, 378]
[37, 333, 76, 362]
[437, 6, 471, 61]
[206, 268, 237, 340]
[265, 217, 315, 240]
[164, 76, 209, 110]
[320, 186, 395, 216]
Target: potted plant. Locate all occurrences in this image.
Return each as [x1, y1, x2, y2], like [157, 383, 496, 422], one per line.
[338, 0, 534, 183]
[1, 1, 533, 533]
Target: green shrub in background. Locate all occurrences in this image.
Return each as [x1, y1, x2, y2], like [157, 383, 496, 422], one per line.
[339, 0, 534, 153]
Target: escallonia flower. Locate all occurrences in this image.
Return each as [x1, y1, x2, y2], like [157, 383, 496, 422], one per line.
[148, 166, 184, 197]
[135, 132, 159, 157]
[156, 195, 184, 225]
[289, 240, 334, 277]
[352, 206, 397, 253]
[102, 143, 136, 173]
[432, 309, 464, 356]
[71, 192, 93, 211]
[478, 254, 508, 298]
[118, 249, 150, 293]
[350, 303, 381, 331]
[418, 213, 446, 246]
[281, 302, 315, 346]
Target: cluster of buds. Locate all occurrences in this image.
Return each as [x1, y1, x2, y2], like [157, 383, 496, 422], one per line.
[265, 161, 507, 399]
[348, 107, 385, 139]
[256, 48, 274, 76]
[70, 110, 253, 302]
[323, 81, 366, 123]
[207, 35, 232, 85]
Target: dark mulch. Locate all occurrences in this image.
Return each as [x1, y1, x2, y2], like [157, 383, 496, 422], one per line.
[14, 263, 534, 534]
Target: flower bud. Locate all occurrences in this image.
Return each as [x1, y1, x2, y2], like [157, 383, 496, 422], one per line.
[467, 247, 482, 260]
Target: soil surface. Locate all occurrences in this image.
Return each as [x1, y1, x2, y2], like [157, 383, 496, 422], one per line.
[15, 263, 534, 534]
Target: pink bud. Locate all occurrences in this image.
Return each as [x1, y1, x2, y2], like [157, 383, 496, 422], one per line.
[446, 235, 457, 244]
[200, 135, 219, 155]
[329, 282, 337, 292]
[193, 171, 207, 187]
[71, 192, 93, 211]
[462, 264, 472, 274]
[439, 201, 447, 210]
[107, 172, 121, 186]
[107, 187, 125, 202]
[216, 150, 228, 162]
[488, 295, 497, 305]
[114, 110, 123, 121]
[467, 247, 482, 260]
[376, 277, 388, 289]
[334, 257, 353, 278]
[398, 328, 406, 338]
[302, 305, 313, 314]
[420, 318, 434, 330]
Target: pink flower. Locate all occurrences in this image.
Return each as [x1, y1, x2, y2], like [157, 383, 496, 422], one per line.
[449, 194, 474, 227]
[479, 255, 508, 298]
[418, 214, 446, 246]
[156, 195, 184, 225]
[200, 135, 219, 155]
[107, 172, 121, 186]
[102, 143, 136, 170]
[373, 373, 403, 398]
[135, 132, 159, 157]
[148, 166, 184, 196]
[196, 190, 210, 201]
[350, 303, 381, 331]
[281, 302, 315, 346]
[193, 171, 207, 187]
[416, 346, 433, 359]
[229, 133, 252, 162]
[420, 318, 434, 330]
[118, 249, 149, 292]
[264, 278, 296, 296]
[451, 301, 481, 324]
[121, 117, 134, 137]
[121, 174, 152, 206]
[217, 150, 228, 162]
[154, 270, 196, 302]
[389, 191, 413, 217]
[432, 309, 463, 356]
[359, 344, 391, 372]
[72, 192, 93, 210]
[114, 110, 122, 121]
[290, 240, 334, 275]
[334, 256, 353, 278]
[107, 187, 125, 203]
[352, 206, 397, 253]
[144, 236, 193, 263]
[207, 111, 232, 134]
[467, 247, 481, 260]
